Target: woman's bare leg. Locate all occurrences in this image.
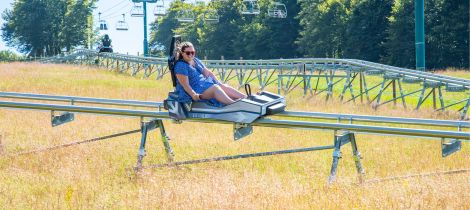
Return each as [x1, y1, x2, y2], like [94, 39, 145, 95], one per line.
[200, 85, 235, 105]
[219, 84, 247, 100]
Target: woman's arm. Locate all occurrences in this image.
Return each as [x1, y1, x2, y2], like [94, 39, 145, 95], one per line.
[202, 68, 221, 84]
[176, 74, 200, 101]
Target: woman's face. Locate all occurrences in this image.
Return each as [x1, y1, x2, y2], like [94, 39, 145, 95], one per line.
[181, 46, 196, 62]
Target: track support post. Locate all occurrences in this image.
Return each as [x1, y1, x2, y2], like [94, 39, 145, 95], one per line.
[328, 131, 365, 183]
[135, 119, 174, 169]
[157, 120, 174, 162]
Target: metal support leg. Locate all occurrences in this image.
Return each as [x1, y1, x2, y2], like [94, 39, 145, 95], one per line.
[362, 73, 371, 102]
[349, 133, 365, 183]
[157, 120, 174, 162]
[135, 120, 170, 169]
[415, 87, 427, 110]
[392, 80, 397, 106]
[460, 96, 470, 120]
[328, 131, 365, 184]
[438, 86, 445, 111]
[136, 122, 149, 169]
[373, 78, 388, 109]
[397, 80, 407, 108]
[328, 138, 342, 183]
[339, 71, 351, 101]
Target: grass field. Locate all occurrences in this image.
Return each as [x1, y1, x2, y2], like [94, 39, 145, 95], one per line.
[0, 62, 469, 209]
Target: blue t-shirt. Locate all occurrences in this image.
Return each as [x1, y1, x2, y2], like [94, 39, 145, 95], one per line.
[174, 58, 220, 103]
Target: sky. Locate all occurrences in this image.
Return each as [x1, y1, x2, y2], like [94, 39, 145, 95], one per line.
[0, 0, 170, 55]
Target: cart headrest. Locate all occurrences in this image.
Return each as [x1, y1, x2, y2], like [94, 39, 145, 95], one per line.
[168, 35, 181, 88]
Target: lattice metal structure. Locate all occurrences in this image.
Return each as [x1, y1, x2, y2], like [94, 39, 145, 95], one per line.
[41, 50, 470, 120]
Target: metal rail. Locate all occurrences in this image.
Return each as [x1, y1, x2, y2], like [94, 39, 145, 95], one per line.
[0, 92, 163, 109]
[1, 91, 468, 129]
[0, 100, 468, 140]
[278, 111, 470, 128]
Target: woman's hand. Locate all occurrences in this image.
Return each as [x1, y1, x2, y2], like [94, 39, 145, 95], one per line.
[191, 94, 201, 101]
[176, 74, 201, 101]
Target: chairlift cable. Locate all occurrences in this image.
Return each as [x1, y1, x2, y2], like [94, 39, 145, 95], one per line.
[99, 0, 129, 14]
[101, 3, 132, 19]
[102, 9, 132, 20]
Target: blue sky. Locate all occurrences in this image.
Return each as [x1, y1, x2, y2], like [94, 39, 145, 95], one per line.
[0, 0, 168, 55]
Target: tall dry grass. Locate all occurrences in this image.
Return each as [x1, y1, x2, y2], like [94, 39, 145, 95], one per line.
[0, 62, 469, 209]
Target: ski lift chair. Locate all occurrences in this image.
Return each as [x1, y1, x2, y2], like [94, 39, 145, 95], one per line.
[268, 2, 287, 18]
[131, 5, 144, 17]
[99, 20, 108, 30]
[154, 4, 166, 16]
[203, 9, 219, 23]
[177, 9, 195, 22]
[240, 0, 260, 15]
[116, 14, 129, 31]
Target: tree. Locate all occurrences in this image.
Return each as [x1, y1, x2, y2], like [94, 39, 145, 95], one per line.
[1, 0, 95, 56]
[343, 0, 392, 62]
[426, 0, 469, 69]
[0, 50, 23, 61]
[296, 0, 349, 58]
[382, 0, 415, 68]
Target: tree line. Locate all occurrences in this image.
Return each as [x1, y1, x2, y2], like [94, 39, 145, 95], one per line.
[1, 0, 96, 57]
[1, 0, 468, 69]
[150, 0, 468, 69]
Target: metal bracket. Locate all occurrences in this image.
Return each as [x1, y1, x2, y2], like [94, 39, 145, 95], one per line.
[441, 138, 462, 157]
[51, 111, 74, 127]
[234, 123, 253, 140]
[142, 120, 158, 131]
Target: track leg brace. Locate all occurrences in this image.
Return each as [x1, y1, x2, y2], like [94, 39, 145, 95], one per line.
[328, 131, 365, 183]
[157, 120, 174, 162]
[135, 119, 174, 169]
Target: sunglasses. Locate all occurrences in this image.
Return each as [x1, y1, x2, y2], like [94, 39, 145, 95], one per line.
[183, 51, 195, 56]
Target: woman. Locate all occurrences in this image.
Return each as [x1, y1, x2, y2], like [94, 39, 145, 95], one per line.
[174, 42, 246, 105]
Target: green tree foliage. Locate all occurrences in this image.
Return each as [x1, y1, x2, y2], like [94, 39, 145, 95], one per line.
[1, 0, 96, 56]
[383, 0, 469, 69]
[297, 0, 349, 58]
[0, 50, 23, 61]
[343, 0, 392, 62]
[235, 0, 301, 59]
[150, 0, 301, 60]
[199, 0, 245, 59]
[426, 0, 469, 69]
[382, 0, 415, 68]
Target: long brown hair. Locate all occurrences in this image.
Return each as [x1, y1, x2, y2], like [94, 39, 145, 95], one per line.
[176, 41, 194, 60]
